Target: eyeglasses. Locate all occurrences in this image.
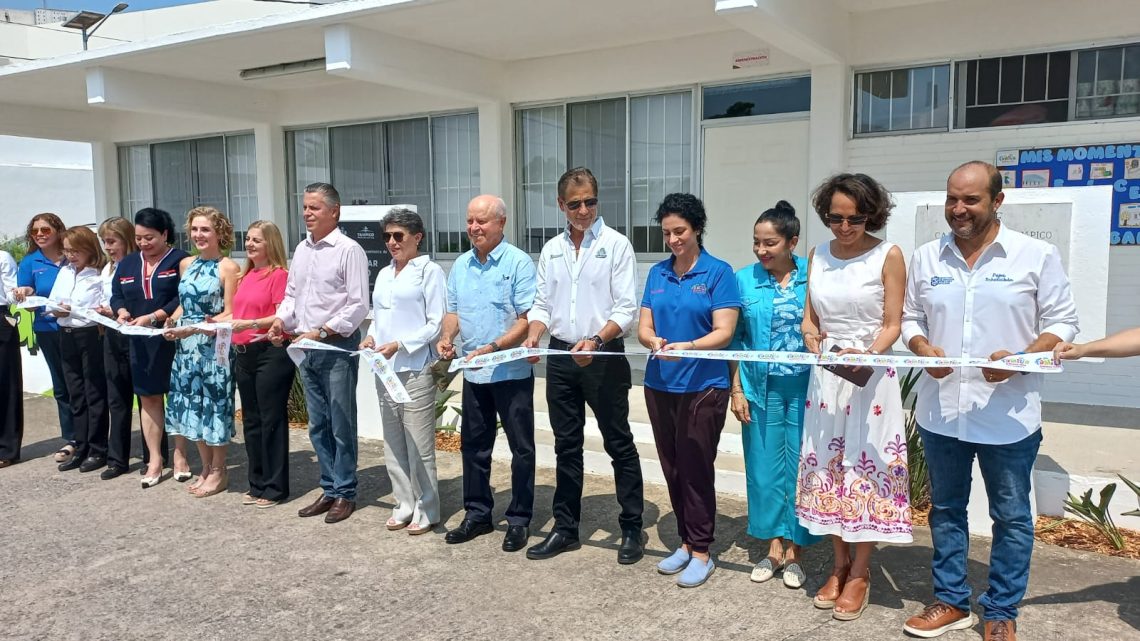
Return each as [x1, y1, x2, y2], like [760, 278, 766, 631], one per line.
[825, 214, 869, 227]
[382, 231, 406, 242]
[563, 198, 599, 211]
[31, 227, 54, 236]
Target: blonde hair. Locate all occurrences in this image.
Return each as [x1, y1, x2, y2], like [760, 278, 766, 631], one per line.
[62, 226, 108, 271]
[242, 220, 288, 277]
[97, 216, 138, 263]
[185, 206, 235, 252]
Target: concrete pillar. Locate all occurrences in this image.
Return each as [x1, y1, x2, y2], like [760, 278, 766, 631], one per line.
[477, 101, 516, 238]
[805, 63, 847, 250]
[254, 122, 287, 231]
[90, 141, 121, 220]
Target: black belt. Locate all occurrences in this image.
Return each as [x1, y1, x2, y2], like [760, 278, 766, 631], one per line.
[548, 336, 625, 353]
[233, 341, 278, 354]
[61, 325, 100, 334]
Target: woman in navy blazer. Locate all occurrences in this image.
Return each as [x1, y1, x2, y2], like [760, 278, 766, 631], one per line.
[110, 208, 189, 488]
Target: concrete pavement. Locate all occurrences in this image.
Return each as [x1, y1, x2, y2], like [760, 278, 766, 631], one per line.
[1, 395, 1137, 641]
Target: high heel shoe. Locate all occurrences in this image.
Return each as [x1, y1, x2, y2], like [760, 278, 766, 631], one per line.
[813, 566, 849, 609]
[173, 470, 192, 483]
[140, 468, 164, 488]
[832, 573, 871, 621]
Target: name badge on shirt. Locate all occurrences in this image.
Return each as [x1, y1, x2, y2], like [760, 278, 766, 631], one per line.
[156, 270, 177, 279]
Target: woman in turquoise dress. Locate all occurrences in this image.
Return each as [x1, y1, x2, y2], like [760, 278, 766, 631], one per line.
[729, 200, 822, 589]
[163, 207, 240, 498]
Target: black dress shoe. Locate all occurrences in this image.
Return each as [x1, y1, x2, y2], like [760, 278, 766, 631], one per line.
[618, 529, 645, 565]
[79, 456, 106, 473]
[58, 457, 83, 472]
[502, 525, 530, 552]
[445, 519, 493, 544]
[526, 531, 582, 560]
[100, 465, 127, 480]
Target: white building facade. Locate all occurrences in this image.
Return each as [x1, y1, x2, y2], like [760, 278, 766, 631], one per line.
[2, 0, 1140, 408]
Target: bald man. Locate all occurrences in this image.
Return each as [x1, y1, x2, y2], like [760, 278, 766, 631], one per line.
[438, 195, 537, 552]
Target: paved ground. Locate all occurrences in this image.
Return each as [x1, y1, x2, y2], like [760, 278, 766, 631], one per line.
[2, 395, 1138, 641]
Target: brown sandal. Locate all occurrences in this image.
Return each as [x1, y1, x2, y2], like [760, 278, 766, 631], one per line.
[813, 566, 849, 609]
[833, 573, 871, 621]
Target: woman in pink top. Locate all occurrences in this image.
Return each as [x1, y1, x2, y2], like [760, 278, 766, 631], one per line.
[222, 221, 294, 508]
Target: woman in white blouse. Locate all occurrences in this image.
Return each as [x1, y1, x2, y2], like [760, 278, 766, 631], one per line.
[48, 226, 110, 473]
[359, 208, 446, 535]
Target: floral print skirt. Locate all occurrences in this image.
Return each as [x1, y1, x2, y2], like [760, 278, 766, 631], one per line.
[795, 356, 912, 544]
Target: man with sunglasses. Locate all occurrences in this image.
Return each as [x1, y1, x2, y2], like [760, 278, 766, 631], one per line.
[901, 161, 1078, 641]
[522, 167, 645, 564]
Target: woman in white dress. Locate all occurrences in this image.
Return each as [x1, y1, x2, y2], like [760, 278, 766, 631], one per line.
[796, 173, 910, 621]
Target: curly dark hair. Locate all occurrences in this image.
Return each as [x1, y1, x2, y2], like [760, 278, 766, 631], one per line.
[655, 193, 707, 246]
[811, 173, 893, 233]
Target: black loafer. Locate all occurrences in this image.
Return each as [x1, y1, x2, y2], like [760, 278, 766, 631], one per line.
[79, 456, 106, 473]
[502, 525, 530, 552]
[58, 457, 83, 472]
[618, 529, 645, 565]
[100, 465, 127, 480]
[445, 519, 494, 544]
[526, 531, 581, 560]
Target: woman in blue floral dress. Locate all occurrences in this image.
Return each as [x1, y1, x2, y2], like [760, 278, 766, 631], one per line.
[163, 207, 241, 498]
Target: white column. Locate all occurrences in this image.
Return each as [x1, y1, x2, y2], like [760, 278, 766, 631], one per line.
[804, 63, 847, 251]
[477, 101, 516, 237]
[90, 141, 121, 221]
[254, 122, 287, 231]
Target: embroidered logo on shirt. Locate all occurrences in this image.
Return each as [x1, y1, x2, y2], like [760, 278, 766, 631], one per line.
[691, 283, 708, 294]
[550, 253, 564, 259]
[930, 276, 954, 286]
[119, 276, 136, 284]
[595, 247, 607, 259]
[650, 288, 665, 295]
[985, 273, 1014, 282]
[156, 270, 177, 279]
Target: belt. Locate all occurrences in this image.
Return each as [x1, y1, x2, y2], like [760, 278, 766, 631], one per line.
[548, 336, 625, 353]
[233, 341, 276, 354]
[61, 325, 100, 334]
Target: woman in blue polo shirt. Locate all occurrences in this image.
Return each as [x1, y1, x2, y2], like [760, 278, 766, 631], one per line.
[13, 213, 74, 462]
[727, 201, 822, 590]
[638, 192, 740, 588]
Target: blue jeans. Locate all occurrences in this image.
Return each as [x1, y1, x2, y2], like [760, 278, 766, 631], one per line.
[299, 332, 360, 501]
[37, 330, 74, 443]
[919, 426, 1042, 621]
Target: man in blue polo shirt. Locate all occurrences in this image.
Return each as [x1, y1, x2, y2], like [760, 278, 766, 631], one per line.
[438, 194, 537, 553]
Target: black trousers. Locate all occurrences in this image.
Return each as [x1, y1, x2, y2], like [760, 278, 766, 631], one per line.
[104, 329, 166, 471]
[0, 312, 22, 462]
[546, 337, 643, 537]
[59, 326, 109, 461]
[234, 342, 295, 501]
[460, 375, 535, 527]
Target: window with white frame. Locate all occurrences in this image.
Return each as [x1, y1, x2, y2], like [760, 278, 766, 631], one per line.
[957, 52, 1071, 128]
[1075, 44, 1140, 119]
[285, 112, 479, 254]
[702, 76, 811, 120]
[117, 133, 258, 251]
[854, 65, 950, 135]
[516, 90, 692, 254]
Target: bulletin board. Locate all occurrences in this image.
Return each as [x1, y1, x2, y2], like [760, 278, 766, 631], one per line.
[996, 144, 1140, 245]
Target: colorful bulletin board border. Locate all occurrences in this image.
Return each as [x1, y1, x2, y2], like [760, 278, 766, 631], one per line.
[997, 144, 1140, 245]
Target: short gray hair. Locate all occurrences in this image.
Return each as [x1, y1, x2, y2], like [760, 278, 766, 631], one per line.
[381, 207, 425, 240]
[490, 197, 507, 220]
[304, 182, 341, 208]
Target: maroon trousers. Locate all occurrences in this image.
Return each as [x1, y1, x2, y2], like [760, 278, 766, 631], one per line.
[644, 386, 730, 554]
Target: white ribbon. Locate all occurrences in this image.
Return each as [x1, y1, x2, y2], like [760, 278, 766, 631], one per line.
[448, 346, 1063, 373]
[286, 338, 412, 404]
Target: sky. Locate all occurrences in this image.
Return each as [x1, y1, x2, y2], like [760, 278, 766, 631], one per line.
[3, 0, 209, 11]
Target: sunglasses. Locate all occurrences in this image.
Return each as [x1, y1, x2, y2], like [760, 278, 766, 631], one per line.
[382, 231, 407, 242]
[31, 227, 54, 236]
[564, 198, 599, 211]
[825, 214, 869, 227]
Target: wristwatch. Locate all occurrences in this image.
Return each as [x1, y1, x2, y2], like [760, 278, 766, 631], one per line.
[488, 341, 501, 352]
[588, 334, 605, 350]
[318, 327, 331, 340]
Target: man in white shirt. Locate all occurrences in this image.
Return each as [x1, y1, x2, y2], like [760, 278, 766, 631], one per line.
[900, 161, 1079, 641]
[0, 250, 21, 468]
[269, 182, 370, 524]
[522, 167, 645, 564]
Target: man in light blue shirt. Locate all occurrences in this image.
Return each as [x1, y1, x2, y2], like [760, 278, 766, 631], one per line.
[438, 194, 537, 552]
